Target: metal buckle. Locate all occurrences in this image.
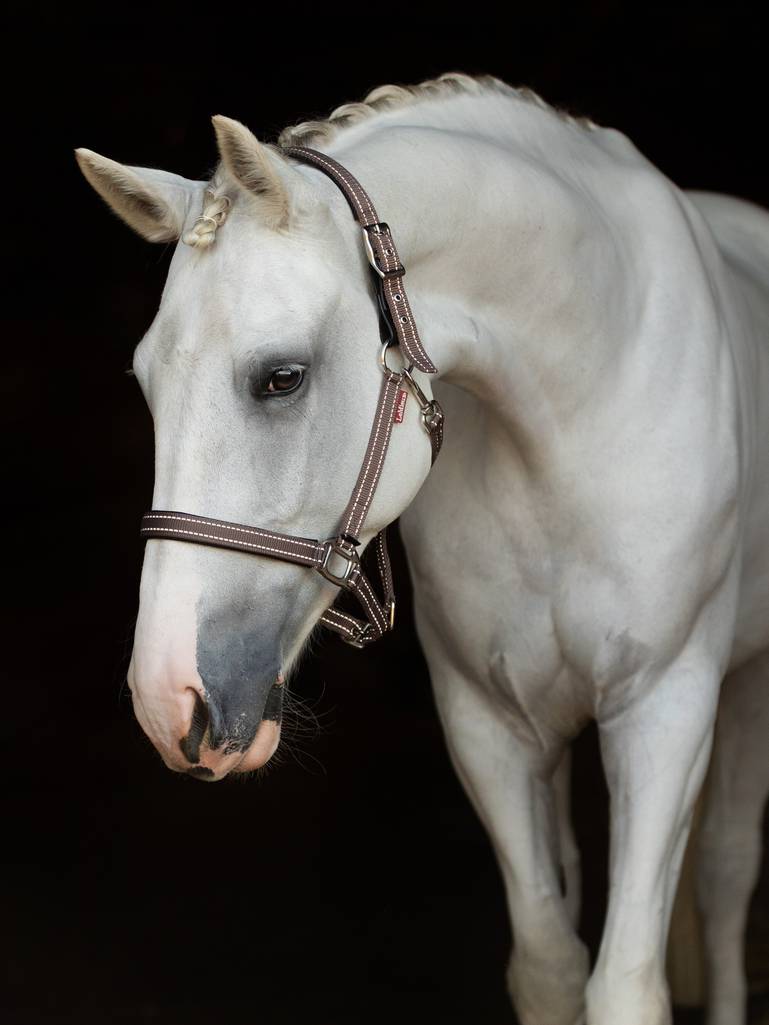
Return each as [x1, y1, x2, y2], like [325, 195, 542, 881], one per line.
[345, 600, 394, 648]
[318, 538, 360, 587]
[342, 622, 372, 649]
[362, 224, 405, 280]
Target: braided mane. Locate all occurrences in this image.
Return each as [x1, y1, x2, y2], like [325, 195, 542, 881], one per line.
[184, 72, 596, 248]
[277, 71, 596, 149]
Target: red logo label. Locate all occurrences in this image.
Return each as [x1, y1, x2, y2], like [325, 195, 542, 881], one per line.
[393, 389, 408, 424]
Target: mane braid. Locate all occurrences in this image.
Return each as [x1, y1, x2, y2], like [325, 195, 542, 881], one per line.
[185, 72, 597, 248]
[182, 168, 231, 249]
[277, 71, 597, 150]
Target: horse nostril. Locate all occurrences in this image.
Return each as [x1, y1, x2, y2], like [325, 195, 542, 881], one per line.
[179, 691, 209, 765]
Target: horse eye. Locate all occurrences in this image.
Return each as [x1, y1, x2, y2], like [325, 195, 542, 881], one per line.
[264, 366, 304, 396]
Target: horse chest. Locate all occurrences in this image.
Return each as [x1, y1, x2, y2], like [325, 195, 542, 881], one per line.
[400, 436, 593, 736]
[402, 502, 593, 744]
[399, 384, 731, 726]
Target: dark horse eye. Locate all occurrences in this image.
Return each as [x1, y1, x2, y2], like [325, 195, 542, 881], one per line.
[265, 366, 304, 395]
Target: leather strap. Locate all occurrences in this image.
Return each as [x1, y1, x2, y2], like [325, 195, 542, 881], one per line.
[140, 511, 321, 568]
[283, 146, 437, 375]
[139, 145, 444, 648]
[339, 369, 403, 540]
[140, 511, 395, 647]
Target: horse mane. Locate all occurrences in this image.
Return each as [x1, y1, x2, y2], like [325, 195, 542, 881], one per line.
[276, 71, 597, 149]
[184, 72, 596, 248]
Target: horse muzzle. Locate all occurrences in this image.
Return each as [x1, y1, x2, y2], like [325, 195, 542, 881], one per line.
[127, 635, 285, 781]
[178, 677, 284, 780]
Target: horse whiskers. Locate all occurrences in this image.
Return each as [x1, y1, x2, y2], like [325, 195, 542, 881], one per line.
[262, 681, 331, 777]
[228, 758, 279, 784]
[274, 734, 328, 777]
[281, 689, 333, 734]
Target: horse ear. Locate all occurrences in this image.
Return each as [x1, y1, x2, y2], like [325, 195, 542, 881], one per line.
[74, 148, 198, 242]
[211, 116, 292, 228]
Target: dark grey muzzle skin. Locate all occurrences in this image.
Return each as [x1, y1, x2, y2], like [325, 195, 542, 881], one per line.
[178, 604, 284, 768]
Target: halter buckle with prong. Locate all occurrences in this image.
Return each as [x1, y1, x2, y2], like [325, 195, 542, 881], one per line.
[362, 223, 406, 279]
[317, 538, 360, 587]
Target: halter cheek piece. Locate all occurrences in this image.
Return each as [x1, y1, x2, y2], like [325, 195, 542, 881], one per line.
[140, 147, 444, 649]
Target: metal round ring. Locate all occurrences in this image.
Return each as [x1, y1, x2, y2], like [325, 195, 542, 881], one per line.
[378, 341, 414, 378]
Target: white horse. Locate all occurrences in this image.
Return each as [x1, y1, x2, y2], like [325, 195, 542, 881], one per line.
[75, 73, 768, 1025]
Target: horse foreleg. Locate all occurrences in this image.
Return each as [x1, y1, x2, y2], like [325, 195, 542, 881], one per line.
[432, 666, 588, 1025]
[586, 654, 722, 1025]
[698, 650, 769, 1025]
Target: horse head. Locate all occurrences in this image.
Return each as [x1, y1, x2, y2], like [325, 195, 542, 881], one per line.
[76, 116, 434, 780]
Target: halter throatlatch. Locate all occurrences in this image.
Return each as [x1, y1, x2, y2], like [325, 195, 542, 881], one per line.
[140, 146, 444, 648]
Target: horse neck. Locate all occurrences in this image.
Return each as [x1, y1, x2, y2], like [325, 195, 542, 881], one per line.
[326, 108, 651, 459]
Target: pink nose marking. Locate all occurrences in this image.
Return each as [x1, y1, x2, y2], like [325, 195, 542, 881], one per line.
[174, 676, 284, 780]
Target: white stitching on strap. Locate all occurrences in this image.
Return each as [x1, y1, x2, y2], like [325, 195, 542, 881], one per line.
[352, 573, 386, 632]
[325, 608, 361, 629]
[378, 229, 398, 274]
[341, 376, 398, 537]
[375, 533, 391, 596]
[142, 525, 318, 562]
[291, 147, 435, 372]
[349, 567, 386, 631]
[143, 513, 318, 551]
[320, 611, 357, 637]
[384, 277, 433, 369]
[294, 150, 377, 225]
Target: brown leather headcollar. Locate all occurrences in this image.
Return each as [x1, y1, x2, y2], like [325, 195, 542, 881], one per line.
[140, 146, 444, 648]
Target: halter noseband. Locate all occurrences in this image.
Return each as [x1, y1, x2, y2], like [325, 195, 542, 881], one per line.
[139, 147, 444, 649]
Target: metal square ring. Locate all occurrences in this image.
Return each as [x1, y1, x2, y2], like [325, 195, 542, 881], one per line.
[318, 539, 360, 586]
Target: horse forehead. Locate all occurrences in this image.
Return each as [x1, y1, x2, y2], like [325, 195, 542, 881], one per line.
[205, 208, 346, 293]
[155, 233, 344, 353]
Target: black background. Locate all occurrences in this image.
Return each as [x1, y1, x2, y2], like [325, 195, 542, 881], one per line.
[4, 6, 768, 1024]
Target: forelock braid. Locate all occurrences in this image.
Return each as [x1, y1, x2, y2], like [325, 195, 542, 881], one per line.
[182, 186, 231, 249]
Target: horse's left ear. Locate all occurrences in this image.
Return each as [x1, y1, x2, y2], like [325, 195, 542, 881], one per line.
[74, 148, 198, 242]
[211, 116, 294, 228]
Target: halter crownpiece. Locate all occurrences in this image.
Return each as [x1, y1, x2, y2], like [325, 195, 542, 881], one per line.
[140, 147, 444, 648]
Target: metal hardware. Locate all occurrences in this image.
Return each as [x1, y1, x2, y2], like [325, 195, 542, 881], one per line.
[379, 340, 408, 377]
[362, 224, 406, 279]
[347, 601, 393, 647]
[378, 353, 441, 436]
[317, 538, 360, 586]
[402, 366, 443, 434]
[345, 622, 373, 649]
[420, 400, 444, 433]
[401, 364, 431, 408]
